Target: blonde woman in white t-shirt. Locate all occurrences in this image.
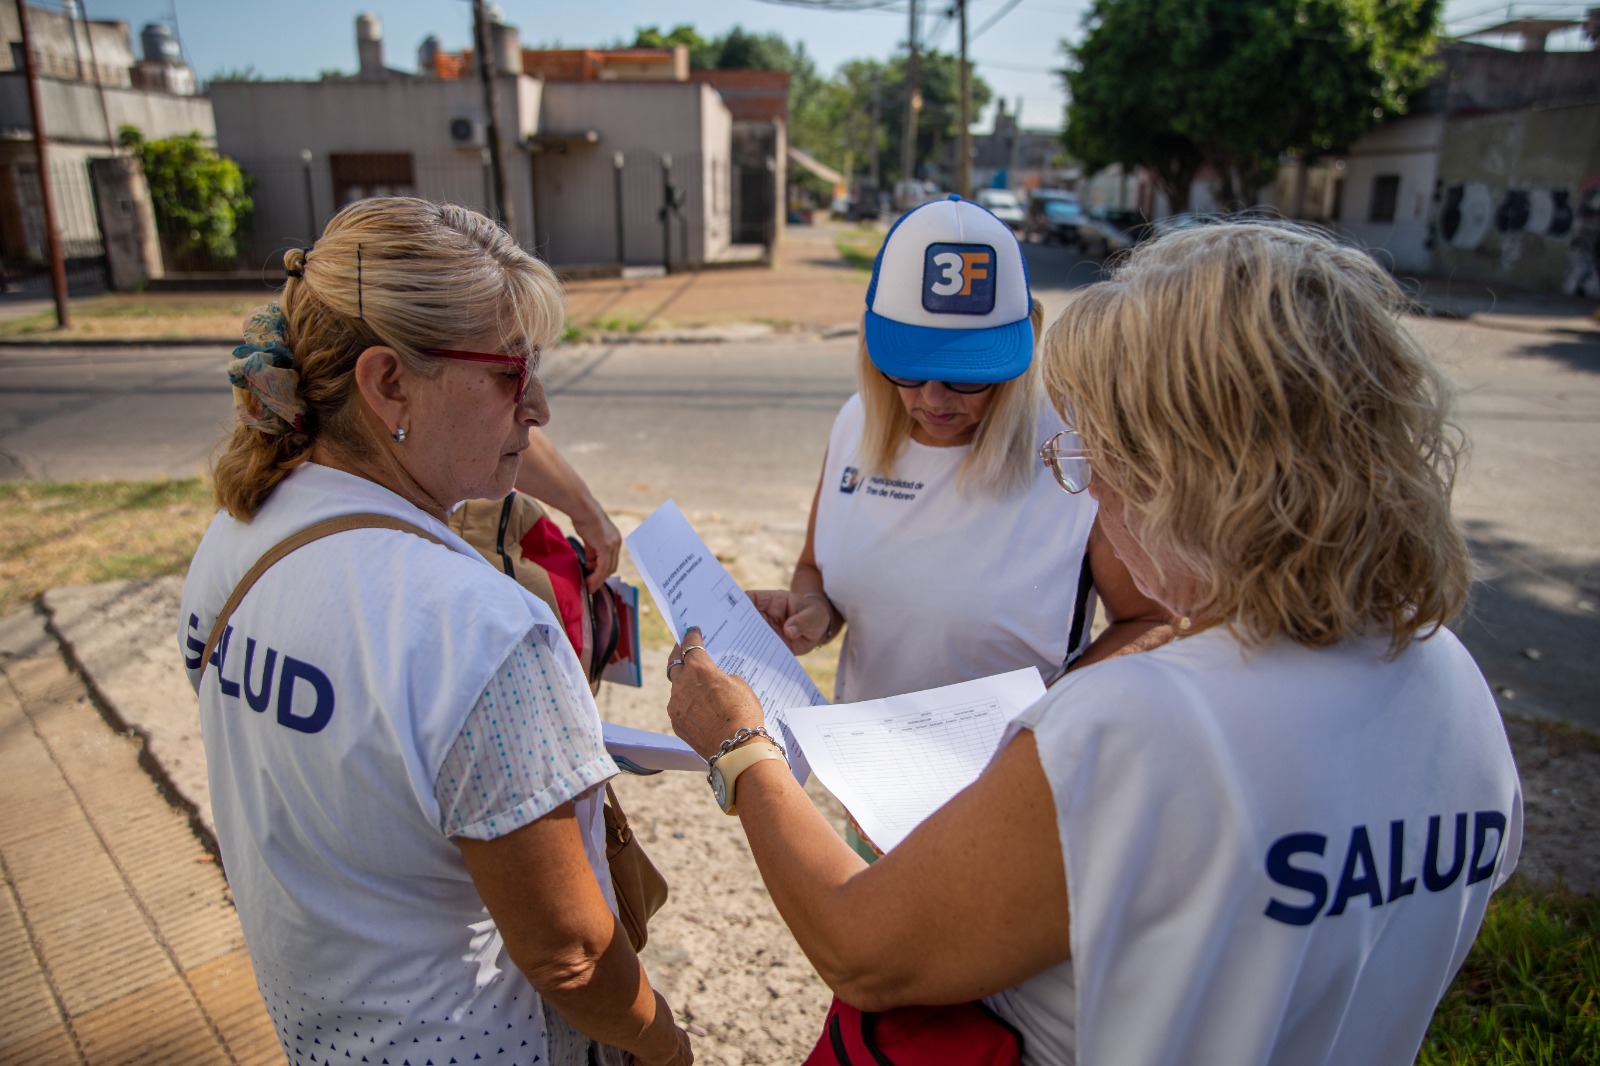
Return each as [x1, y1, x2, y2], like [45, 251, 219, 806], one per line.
[180, 197, 691, 1066]
[665, 221, 1521, 1065]
[747, 196, 1169, 858]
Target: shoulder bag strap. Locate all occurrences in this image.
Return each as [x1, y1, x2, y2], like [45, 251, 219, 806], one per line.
[200, 513, 450, 674]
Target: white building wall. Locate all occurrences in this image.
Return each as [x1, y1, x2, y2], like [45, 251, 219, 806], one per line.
[211, 76, 542, 263]
[700, 83, 732, 261]
[1334, 115, 1444, 274]
[534, 81, 731, 268]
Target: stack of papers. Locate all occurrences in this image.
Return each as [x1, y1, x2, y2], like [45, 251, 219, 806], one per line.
[610, 501, 1050, 852]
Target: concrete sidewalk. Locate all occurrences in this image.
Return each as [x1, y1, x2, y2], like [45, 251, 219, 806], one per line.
[0, 601, 278, 1065]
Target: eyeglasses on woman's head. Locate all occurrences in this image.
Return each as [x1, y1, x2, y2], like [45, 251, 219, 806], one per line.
[1039, 429, 1092, 493]
[420, 346, 538, 405]
[879, 370, 996, 395]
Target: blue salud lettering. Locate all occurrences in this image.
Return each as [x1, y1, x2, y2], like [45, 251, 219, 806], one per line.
[210, 625, 336, 734]
[184, 612, 206, 671]
[209, 626, 241, 698]
[243, 638, 277, 714]
[1263, 811, 1510, 927]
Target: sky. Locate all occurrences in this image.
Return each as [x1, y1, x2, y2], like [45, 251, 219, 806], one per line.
[60, 0, 1597, 132]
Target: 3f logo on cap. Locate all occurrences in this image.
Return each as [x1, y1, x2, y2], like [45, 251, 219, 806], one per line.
[922, 243, 997, 315]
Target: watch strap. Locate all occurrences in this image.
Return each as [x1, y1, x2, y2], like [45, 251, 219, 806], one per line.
[714, 740, 787, 815]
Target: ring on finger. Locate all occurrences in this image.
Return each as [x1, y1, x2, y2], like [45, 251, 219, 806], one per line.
[682, 644, 708, 656]
[666, 658, 685, 679]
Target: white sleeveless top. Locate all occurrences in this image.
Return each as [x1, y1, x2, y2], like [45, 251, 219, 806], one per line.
[179, 463, 616, 1065]
[813, 393, 1099, 702]
[988, 627, 1523, 1066]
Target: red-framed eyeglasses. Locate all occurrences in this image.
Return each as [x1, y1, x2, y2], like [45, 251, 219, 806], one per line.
[420, 347, 538, 404]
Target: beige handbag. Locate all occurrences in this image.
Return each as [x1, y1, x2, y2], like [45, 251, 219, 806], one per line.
[602, 782, 670, 951]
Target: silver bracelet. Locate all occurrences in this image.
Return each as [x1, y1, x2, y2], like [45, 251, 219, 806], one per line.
[802, 592, 836, 641]
[706, 726, 782, 771]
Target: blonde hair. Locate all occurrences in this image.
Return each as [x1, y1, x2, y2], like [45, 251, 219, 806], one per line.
[857, 297, 1047, 494]
[213, 197, 565, 520]
[1042, 221, 1470, 653]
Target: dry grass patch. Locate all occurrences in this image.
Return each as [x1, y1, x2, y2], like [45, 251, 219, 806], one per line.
[0, 479, 214, 616]
[0, 292, 268, 341]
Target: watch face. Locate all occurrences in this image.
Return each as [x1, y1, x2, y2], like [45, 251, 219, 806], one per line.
[710, 769, 729, 810]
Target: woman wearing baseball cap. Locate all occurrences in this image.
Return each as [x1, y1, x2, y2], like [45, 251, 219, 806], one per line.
[750, 195, 1171, 856]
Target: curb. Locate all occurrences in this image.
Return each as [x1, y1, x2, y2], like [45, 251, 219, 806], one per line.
[0, 336, 237, 349]
[0, 324, 863, 350]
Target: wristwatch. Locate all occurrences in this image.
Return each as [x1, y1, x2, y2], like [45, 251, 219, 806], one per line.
[707, 740, 787, 815]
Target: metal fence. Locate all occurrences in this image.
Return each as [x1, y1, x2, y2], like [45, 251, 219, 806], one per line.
[0, 157, 108, 296]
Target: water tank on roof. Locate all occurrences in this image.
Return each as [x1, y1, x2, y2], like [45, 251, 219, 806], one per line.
[357, 13, 385, 78]
[141, 22, 181, 64]
[418, 35, 440, 76]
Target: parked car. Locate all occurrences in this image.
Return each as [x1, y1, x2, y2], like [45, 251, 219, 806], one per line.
[1077, 206, 1151, 257]
[848, 180, 884, 222]
[976, 188, 1025, 230]
[1026, 195, 1087, 247]
[894, 179, 943, 210]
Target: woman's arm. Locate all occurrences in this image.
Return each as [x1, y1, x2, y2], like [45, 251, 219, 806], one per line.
[514, 428, 621, 592]
[1071, 519, 1173, 670]
[748, 452, 840, 655]
[459, 809, 692, 1065]
[667, 631, 1070, 1011]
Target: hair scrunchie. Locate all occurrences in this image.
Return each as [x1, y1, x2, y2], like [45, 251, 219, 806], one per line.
[228, 303, 308, 435]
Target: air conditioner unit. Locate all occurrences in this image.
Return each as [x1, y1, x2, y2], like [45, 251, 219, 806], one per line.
[448, 113, 486, 148]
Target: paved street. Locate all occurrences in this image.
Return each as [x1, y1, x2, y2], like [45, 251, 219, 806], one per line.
[0, 273, 1596, 729]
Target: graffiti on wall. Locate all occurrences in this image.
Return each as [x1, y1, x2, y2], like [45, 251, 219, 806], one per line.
[1432, 178, 1600, 296]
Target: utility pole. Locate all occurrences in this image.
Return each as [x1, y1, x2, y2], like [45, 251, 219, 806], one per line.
[957, 0, 971, 199]
[17, 0, 70, 328]
[899, 0, 920, 204]
[868, 71, 881, 192]
[472, 0, 515, 239]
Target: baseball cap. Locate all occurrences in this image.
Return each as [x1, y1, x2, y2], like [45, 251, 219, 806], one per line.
[864, 194, 1034, 383]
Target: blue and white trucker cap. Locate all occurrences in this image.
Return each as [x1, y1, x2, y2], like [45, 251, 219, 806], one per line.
[864, 194, 1033, 383]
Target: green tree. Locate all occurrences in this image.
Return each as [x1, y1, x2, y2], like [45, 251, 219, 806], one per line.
[1062, 0, 1440, 210]
[119, 126, 254, 266]
[878, 51, 992, 185]
[630, 25, 718, 69]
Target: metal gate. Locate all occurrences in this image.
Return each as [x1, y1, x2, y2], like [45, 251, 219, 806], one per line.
[0, 159, 108, 296]
[532, 148, 696, 270]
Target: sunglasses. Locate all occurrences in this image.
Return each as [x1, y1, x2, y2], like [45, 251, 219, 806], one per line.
[878, 370, 996, 395]
[420, 347, 538, 404]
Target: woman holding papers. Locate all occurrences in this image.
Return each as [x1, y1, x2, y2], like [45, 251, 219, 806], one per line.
[667, 222, 1521, 1065]
[751, 194, 1169, 859]
[179, 198, 691, 1066]
[754, 196, 1166, 699]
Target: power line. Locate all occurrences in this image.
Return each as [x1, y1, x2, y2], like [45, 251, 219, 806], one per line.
[747, 0, 906, 9]
[970, 0, 1026, 39]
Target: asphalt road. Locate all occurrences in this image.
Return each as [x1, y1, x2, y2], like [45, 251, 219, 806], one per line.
[0, 260, 1595, 729]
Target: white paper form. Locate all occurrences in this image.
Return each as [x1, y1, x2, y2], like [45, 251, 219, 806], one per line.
[625, 500, 825, 783]
[602, 721, 706, 774]
[783, 668, 1047, 853]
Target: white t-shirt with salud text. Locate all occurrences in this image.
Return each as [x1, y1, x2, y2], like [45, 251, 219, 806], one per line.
[986, 626, 1523, 1066]
[179, 463, 617, 1066]
[813, 393, 1099, 702]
